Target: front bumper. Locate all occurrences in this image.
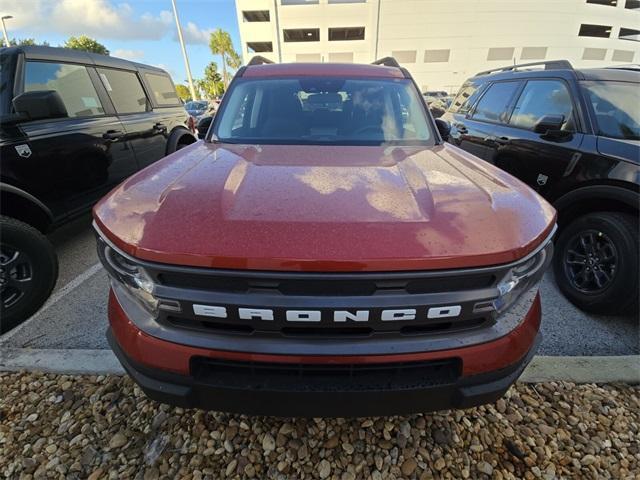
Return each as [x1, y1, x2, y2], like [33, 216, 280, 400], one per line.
[108, 289, 542, 417]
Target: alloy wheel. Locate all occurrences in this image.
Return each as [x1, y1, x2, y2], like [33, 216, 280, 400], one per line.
[0, 246, 34, 309]
[563, 229, 617, 294]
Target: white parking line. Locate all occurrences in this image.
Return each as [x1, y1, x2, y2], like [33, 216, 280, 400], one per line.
[0, 262, 103, 342]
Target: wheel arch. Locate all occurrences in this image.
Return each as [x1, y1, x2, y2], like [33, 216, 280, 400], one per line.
[553, 183, 639, 232]
[165, 127, 197, 155]
[0, 183, 54, 233]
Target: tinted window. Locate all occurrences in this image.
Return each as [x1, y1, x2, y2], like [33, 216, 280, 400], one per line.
[215, 77, 433, 146]
[582, 81, 640, 140]
[510, 80, 574, 131]
[471, 81, 520, 123]
[145, 73, 180, 106]
[98, 68, 148, 114]
[449, 82, 484, 114]
[24, 61, 104, 117]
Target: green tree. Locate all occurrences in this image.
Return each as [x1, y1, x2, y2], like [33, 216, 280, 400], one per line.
[175, 84, 191, 102]
[208, 29, 240, 87]
[64, 35, 109, 55]
[1, 37, 50, 47]
[194, 61, 224, 99]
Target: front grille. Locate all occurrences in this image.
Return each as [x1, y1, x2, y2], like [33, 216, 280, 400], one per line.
[142, 263, 507, 338]
[158, 271, 496, 296]
[190, 357, 462, 391]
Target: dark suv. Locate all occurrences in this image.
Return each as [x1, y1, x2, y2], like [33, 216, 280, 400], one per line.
[0, 46, 197, 332]
[442, 60, 639, 315]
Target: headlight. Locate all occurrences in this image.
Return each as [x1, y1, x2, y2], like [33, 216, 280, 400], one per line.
[98, 239, 159, 315]
[493, 240, 553, 314]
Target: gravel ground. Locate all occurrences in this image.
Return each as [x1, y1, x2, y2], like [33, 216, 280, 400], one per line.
[1, 373, 638, 480]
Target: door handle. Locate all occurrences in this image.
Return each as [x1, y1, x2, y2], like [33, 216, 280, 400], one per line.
[102, 130, 124, 140]
[454, 123, 468, 134]
[487, 135, 508, 146]
[153, 122, 167, 133]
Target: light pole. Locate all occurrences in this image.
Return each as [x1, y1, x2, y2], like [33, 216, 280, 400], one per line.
[170, 0, 197, 100]
[1, 15, 13, 47]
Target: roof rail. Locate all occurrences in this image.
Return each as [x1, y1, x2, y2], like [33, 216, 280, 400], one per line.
[247, 55, 274, 66]
[372, 57, 401, 68]
[476, 60, 573, 76]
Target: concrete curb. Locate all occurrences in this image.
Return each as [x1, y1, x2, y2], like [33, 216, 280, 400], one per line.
[0, 348, 124, 375]
[519, 355, 639, 384]
[0, 349, 638, 384]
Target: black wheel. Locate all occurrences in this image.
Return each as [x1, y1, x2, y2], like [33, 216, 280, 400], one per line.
[0, 216, 58, 334]
[553, 212, 638, 315]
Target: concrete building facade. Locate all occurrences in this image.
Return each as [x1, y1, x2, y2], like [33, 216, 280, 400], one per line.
[235, 0, 639, 92]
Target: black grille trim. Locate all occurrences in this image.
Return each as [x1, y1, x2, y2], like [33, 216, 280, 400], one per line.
[190, 357, 462, 392]
[157, 271, 496, 296]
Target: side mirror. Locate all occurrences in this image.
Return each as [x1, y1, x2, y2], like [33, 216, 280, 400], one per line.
[435, 118, 451, 141]
[196, 115, 213, 140]
[12, 90, 68, 121]
[533, 114, 564, 134]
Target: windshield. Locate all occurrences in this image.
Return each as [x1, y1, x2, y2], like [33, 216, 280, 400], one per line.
[582, 81, 640, 140]
[213, 76, 434, 146]
[185, 101, 208, 110]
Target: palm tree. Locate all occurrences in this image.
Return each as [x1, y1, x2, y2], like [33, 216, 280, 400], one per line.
[209, 29, 240, 88]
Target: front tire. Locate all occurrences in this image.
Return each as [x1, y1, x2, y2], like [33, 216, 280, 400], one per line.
[553, 212, 638, 315]
[0, 216, 58, 333]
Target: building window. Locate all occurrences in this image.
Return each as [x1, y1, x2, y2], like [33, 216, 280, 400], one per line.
[328, 0, 367, 3]
[487, 47, 514, 61]
[583, 48, 607, 60]
[578, 24, 612, 37]
[282, 0, 319, 4]
[392, 50, 416, 63]
[284, 28, 320, 42]
[247, 42, 273, 53]
[625, 0, 640, 7]
[328, 27, 365, 41]
[612, 49, 635, 61]
[619, 27, 640, 41]
[520, 47, 547, 60]
[586, 0, 617, 5]
[424, 49, 450, 63]
[328, 52, 354, 62]
[296, 53, 322, 62]
[242, 10, 270, 22]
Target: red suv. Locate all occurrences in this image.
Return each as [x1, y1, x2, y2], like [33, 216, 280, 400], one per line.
[94, 58, 556, 417]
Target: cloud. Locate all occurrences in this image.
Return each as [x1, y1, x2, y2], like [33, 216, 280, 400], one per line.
[1, 0, 211, 44]
[180, 22, 213, 45]
[113, 49, 145, 61]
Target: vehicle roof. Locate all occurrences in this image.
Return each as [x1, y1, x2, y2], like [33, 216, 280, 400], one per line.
[0, 45, 167, 74]
[470, 64, 639, 84]
[242, 62, 405, 79]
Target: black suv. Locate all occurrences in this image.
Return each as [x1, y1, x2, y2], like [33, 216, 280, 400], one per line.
[0, 46, 197, 332]
[442, 60, 639, 315]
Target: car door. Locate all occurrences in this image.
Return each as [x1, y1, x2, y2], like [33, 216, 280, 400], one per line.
[444, 80, 489, 158]
[96, 68, 167, 170]
[491, 79, 585, 196]
[141, 71, 189, 165]
[16, 60, 137, 219]
[454, 81, 523, 162]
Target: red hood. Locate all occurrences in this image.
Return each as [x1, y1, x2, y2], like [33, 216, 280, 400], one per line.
[94, 142, 555, 271]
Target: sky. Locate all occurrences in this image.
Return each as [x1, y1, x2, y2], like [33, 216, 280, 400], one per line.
[1, 0, 242, 85]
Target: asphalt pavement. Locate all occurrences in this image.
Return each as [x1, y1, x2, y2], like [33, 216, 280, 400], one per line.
[1, 215, 638, 355]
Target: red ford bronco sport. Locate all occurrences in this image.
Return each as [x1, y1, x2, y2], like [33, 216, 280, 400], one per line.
[94, 58, 556, 417]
